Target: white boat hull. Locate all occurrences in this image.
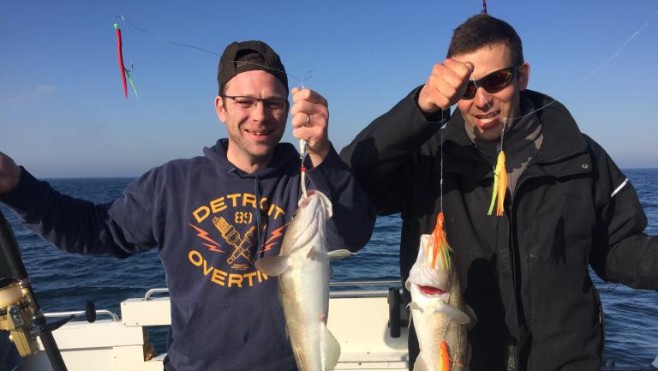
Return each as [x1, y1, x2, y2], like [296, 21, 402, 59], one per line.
[21, 284, 409, 371]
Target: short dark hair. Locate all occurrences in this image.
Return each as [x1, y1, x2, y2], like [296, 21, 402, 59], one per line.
[447, 14, 524, 65]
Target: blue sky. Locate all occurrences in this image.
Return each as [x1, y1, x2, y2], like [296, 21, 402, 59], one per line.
[2, 0, 657, 177]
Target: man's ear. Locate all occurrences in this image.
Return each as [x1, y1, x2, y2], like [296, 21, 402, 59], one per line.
[517, 63, 530, 91]
[215, 95, 227, 122]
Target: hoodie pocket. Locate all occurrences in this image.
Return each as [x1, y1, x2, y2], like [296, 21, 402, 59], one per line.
[167, 297, 292, 369]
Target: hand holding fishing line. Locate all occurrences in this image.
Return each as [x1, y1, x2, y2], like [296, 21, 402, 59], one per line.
[290, 87, 331, 167]
[417, 59, 474, 113]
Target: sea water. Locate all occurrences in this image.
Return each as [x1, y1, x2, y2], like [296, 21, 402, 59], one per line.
[1, 169, 657, 367]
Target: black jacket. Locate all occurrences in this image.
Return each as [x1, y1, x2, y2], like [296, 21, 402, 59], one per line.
[341, 88, 658, 371]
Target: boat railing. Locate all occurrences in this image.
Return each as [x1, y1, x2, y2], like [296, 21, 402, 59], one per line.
[143, 287, 170, 301]
[26, 280, 412, 371]
[136, 280, 409, 338]
[330, 280, 402, 298]
[44, 309, 119, 321]
[138, 279, 404, 300]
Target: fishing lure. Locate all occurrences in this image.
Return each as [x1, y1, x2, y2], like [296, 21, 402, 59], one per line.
[113, 23, 138, 99]
[429, 212, 452, 270]
[299, 138, 308, 198]
[487, 150, 507, 216]
[439, 340, 451, 371]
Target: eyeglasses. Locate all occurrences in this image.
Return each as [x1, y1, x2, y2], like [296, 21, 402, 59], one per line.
[462, 66, 518, 100]
[222, 95, 289, 112]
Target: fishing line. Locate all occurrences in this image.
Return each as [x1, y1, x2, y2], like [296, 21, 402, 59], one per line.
[116, 15, 314, 199]
[469, 7, 657, 156]
[114, 16, 319, 258]
[578, 10, 658, 84]
[440, 122, 446, 214]
[115, 15, 313, 89]
[463, 7, 657, 216]
[472, 7, 658, 126]
[299, 138, 308, 198]
[115, 15, 220, 57]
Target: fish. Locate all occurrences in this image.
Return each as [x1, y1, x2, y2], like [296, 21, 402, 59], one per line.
[255, 190, 351, 371]
[405, 212, 472, 371]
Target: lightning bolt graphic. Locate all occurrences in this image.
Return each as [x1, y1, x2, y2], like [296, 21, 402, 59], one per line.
[189, 224, 223, 253]
[262, 223, 288, 252]
[203, 243, 224, 253]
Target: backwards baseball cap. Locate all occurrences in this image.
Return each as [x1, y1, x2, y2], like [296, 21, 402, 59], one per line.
[217, 40, 288, 95]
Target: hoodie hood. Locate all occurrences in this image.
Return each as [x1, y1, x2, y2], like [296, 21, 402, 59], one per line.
[203, 138, 300, 179]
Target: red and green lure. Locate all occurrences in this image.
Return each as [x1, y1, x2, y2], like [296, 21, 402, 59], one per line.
[113, 23, 138, 99]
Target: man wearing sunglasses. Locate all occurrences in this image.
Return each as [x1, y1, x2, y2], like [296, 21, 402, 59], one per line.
[0, 40, 376, 370]
[341, 14, 658, 371]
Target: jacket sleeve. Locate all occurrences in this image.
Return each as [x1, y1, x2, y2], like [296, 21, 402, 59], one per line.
[306, 145, 376, 252]
[587, 138, 658, 289]
[339, 87, 448, 215]
[0, 168, 157, 258]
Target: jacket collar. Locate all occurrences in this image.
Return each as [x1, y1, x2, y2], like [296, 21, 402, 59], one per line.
[440, 90, 589, 179]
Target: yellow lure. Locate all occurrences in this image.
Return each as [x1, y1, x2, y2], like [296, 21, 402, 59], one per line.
[487, 150, 507, 217]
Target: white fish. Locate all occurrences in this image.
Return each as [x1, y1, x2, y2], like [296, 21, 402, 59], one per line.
[405, 213, 472, 371]
[256, 190, 350, 371]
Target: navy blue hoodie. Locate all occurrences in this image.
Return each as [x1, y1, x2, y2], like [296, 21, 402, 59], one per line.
[1, 139, 375, 371]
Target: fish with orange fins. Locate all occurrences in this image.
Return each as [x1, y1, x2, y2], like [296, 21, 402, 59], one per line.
[405, 212, 473, 371]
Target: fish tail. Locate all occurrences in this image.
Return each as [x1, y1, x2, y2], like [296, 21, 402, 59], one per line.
[322, 325, 341, 371]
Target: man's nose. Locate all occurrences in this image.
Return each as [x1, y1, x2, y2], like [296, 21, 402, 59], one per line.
[475, 88, 493, 108]
[250, 101, 267, 120]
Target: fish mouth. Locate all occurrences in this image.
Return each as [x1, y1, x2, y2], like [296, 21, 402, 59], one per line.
[418, 285, 446, 296]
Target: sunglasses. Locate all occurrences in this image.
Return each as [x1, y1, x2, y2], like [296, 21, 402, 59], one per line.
[462, 66, 518, 100]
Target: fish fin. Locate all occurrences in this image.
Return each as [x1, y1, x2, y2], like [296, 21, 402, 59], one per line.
[322, 325, 341, 371]
[328, 249, 354, 261]
[254, 256, 289, 276]
[412, 351, 432, 371]
[408, 301, 423, 313]
[433, 302, 470, 325]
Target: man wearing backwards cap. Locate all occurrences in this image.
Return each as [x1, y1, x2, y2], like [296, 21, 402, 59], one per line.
[0, 40, 375, 370]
